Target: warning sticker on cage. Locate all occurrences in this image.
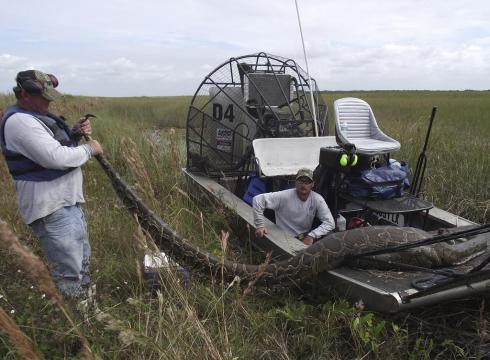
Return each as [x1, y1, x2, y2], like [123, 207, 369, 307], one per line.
[216, 128, 232, 152]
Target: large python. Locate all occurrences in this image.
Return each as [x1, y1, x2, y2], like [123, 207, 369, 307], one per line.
[95, 155, 489, 287]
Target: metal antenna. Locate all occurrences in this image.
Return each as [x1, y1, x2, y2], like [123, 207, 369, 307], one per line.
[294, 0, 319, 136]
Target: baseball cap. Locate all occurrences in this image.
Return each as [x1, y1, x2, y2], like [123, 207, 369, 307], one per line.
[295, 168, 314, 182]
[15, 70, 61, 101]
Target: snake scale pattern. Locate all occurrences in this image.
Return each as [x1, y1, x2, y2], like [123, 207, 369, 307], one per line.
[96, 155, 487, 286]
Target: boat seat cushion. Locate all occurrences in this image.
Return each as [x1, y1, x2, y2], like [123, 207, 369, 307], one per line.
[252, 136, 338, 177]
[334, 97, 400, 155]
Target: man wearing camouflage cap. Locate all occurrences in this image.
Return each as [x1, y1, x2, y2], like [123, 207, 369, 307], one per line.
[253, 168, 335, 245]
[0, 70, 103, 298]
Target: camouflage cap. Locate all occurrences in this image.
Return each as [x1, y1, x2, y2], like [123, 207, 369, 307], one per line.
[15, 70, 61, 101]
[295, 168, 314, 182]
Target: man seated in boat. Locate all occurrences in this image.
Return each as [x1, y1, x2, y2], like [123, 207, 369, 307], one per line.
[253, 168, 335, 245]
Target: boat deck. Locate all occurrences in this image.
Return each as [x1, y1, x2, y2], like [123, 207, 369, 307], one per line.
[183, 168, 490, 313]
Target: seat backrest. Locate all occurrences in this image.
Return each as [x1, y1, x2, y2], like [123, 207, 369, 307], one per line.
[334, 97, 401, 155]
[244, 73, 292, 107]
[334, 97, 373, 139]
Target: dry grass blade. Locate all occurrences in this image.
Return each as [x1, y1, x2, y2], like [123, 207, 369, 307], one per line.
[186, 307, 224, 360]
[169, 128, 179, 181]
[479, 299, 488, 344]
[0, 219, 98, 359]
[133, 218, 160, 254]
[0, 306, 43, 359]
[121, 137, 155, 200]
[0, 220, 63, 305]
[94, 309, 139, 347]
[220, 230, 229, 256]
[145, 133, 160, 166]
[132, 218, 223, 359]
[242, 252, 272, 299]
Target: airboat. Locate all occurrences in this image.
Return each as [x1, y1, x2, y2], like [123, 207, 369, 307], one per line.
[183, 52, 490, 313]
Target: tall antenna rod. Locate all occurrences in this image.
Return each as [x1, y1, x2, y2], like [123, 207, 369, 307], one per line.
[294, 0, 319, 136]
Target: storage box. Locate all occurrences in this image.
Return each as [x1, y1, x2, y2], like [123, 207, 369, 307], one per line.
[318, 146, 344, 170]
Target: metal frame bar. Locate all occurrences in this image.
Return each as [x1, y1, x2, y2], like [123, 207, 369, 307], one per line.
[185, 52, 328, 174]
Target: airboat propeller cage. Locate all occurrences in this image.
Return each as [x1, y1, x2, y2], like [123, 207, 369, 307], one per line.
[186, 52, 328, 175]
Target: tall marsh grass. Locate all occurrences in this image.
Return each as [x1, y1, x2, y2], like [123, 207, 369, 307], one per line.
[0, 91, 488, 358]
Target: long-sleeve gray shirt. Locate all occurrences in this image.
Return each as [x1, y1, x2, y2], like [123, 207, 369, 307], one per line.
[253, 189, 335, 239]
[4, 112, 93, 224]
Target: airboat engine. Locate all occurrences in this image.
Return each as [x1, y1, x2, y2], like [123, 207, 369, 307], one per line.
[186, 52, 328, 176]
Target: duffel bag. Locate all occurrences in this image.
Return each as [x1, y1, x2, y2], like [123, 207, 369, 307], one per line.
[345, 165, 408, 199]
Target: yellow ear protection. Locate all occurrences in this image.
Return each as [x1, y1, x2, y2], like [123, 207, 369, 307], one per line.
[339, 152, 358, 167]
[339, 143, 358, 167]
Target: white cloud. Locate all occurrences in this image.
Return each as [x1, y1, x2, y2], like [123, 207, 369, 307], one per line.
[0, 54, 27, 70]
[1, 0, 489, 95]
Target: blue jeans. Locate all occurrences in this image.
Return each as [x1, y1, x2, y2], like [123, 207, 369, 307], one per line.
[30, 204, 91, 297]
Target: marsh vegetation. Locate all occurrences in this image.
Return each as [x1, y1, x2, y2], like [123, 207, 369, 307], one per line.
[0, 91, 489, 358]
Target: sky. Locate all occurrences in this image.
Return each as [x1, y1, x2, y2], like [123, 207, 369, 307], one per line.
[1, 0, 489, 96]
